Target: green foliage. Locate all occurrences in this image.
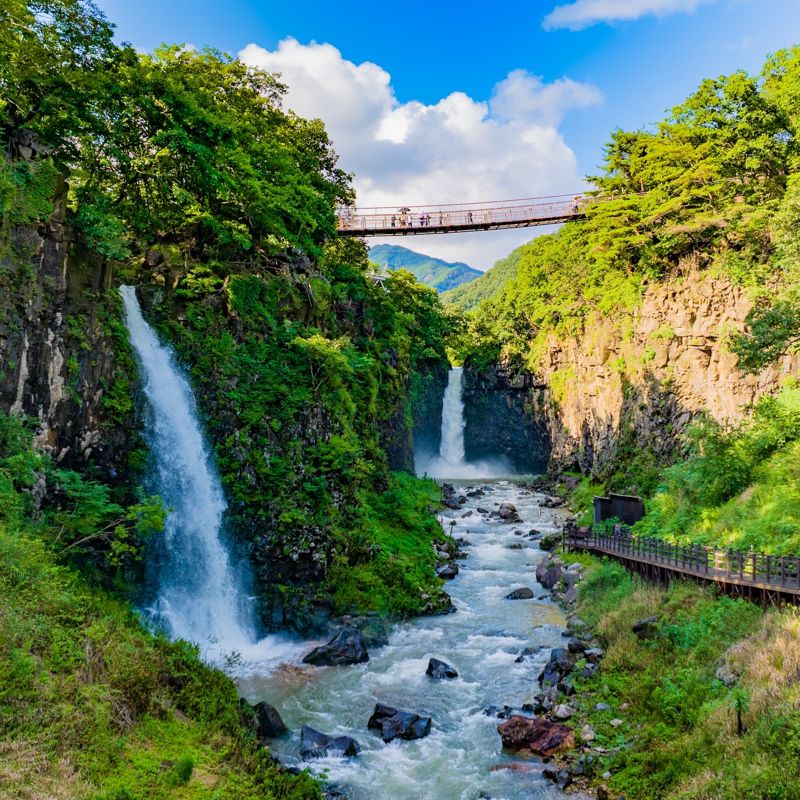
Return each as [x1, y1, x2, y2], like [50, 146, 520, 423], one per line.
[327, 472, 446, 616]
[0, 468, 322, 799]
[636, 387, 800, 551]
[1, 2, 351, 262]
[0, 413, 163, 573]
[568, 558, 794, 800]
[452, 51, 797, 376]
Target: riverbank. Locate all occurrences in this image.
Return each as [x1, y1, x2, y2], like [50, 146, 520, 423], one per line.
[533, 548, 800, 799]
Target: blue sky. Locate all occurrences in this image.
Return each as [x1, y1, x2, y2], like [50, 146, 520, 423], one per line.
[95, 0, 800, 267]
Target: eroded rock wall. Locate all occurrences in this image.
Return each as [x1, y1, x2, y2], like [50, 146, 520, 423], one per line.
[463, 366, 551, 474]
[540, 261, 800, 473]
[0, 219, 138, 479]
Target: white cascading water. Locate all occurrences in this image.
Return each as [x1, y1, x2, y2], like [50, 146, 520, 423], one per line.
[438, 367, 467, 465]
[120, 286, 297, 669]
[420, 367, 512, 479]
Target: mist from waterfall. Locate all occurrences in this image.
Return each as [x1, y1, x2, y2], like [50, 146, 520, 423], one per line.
[120, 286, 298, 670]
[418, 367, 513, 479]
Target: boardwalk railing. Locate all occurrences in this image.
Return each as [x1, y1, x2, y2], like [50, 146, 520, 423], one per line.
[336, 193, 588, 237]
[565, 528, 800, 604]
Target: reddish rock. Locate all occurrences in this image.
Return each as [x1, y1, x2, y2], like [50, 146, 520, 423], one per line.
[497, 715, 575, 757]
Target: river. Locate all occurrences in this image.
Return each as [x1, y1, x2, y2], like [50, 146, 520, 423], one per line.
[239, 480, 570, 800]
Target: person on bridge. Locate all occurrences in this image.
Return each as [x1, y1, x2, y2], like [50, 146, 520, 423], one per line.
[466, 210, 474, 224]
[419, 212, 426, 227]
[438, 211, 444, 225]
[391, 214, 396, 228]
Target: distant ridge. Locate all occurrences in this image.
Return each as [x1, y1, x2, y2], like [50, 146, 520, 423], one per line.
[369, 243, 482, 293]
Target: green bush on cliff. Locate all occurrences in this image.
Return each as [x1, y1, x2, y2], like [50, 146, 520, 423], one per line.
[635, 387, 800, 552]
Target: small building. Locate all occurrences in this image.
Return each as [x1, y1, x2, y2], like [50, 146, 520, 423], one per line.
[593, 493, 645, 526]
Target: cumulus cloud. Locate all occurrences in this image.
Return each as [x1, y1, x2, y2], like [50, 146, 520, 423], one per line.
[543, 0, 714, 30]
[240, 38, 601, 268]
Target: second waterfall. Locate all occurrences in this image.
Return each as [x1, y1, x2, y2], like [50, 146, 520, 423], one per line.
[420, 367, 513, 479]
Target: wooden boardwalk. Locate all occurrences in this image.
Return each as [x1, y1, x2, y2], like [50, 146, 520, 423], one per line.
[565, 529, 800, 606]
[336, 194, 586, 237]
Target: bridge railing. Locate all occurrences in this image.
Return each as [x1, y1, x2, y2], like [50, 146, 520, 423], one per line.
[565, 529, 800, 590]
[336, 193, 588, 233]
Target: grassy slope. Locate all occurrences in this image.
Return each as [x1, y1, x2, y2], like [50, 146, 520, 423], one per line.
[0, 500, 320, 799]
[369, 244, 481, 292]
[562, 555, 800, 800]
[441, 243, 525, 310]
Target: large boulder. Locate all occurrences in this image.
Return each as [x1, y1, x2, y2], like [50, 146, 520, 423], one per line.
[367, 703, 432, 743]
[302, 628, 369, 666]
[300, 726, 360, 759]
[505, 587, 534, 600]
[426, 658, 458, 679]
[536, 559, 565, 590]
[497, 715, 575, 757]
[436, 563, 459, 580]
[539, 647, 576, 687]
[497, 503, 521, 522]
[253, 701, 288, 738]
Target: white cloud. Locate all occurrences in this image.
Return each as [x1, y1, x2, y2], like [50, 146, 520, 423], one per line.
[543, 0, 713, 31]
[240, 38, 601, 269]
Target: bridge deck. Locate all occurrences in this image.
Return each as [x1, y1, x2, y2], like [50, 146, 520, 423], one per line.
[565, 531, 800, 605]
[336, 194, 586, 237]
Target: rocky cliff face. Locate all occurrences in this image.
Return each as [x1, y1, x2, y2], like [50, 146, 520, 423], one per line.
[466, 260, 800, 478]
[462, 367, 550, 474]
[0, 219, 138, 479]
[540, 260, 800, 473]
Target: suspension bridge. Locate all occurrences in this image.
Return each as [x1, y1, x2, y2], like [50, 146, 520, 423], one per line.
[336, 192, 590, 237]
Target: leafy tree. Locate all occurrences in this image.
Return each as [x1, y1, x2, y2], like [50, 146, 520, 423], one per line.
[0, 0, 118, 160]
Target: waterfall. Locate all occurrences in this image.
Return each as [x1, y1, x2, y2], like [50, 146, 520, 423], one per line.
[418, 366, 512, 480]
[120, 286, 296, 669]
[439, 367, 467, 465]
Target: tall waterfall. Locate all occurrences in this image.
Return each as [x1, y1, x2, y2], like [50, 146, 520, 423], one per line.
[121, 286, 295, 669]
[419, 367, 512, 479]
[439, 367, 467, 465]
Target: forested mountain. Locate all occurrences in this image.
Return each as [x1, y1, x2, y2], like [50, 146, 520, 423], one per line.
[369, 243, 481, 292]
[442, 244, 525, 310]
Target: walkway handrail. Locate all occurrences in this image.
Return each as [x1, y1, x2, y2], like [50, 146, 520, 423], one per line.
[565, 528, 800, 593]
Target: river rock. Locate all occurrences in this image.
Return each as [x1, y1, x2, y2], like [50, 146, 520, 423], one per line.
[536, 557, 565, 588]
[580, 724, 596, 742]
[585, 647, 605, 663]
[302, 628, 369, 666]
[497, 503, 522, 523]
[552, 704, 577, 720]
[497, 715, 575, 757]
[368, 703, 432, 742]
[436, 563, 459, 580]
[632, 616, 659, 639]
[300, 726, 360, 759]
[253, 701, 288, 738]
[539, 647, 576, 686]
[539, 533, 561, 551]
[514, 646, 541, 662]
[505, 587, 534, 600]
[426, 657, 458, 679]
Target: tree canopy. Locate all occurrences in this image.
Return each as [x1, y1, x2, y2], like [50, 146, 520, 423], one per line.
[0, 0, 352, 262]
